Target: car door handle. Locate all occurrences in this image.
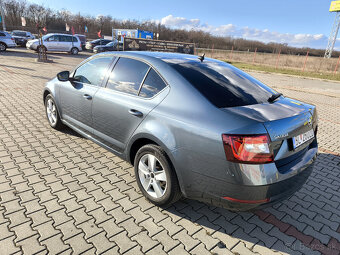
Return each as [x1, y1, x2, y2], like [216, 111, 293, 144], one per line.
[129, 109, 143, 117]
[83, 94, 92, 100]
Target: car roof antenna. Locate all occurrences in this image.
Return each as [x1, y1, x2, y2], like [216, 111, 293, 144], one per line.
[198, 53, 205, 62]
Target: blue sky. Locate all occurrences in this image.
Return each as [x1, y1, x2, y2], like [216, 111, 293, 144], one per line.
[30, 0, 338, 49]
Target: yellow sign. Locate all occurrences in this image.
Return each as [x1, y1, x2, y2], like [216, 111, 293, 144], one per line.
[330, 1, 340, 12]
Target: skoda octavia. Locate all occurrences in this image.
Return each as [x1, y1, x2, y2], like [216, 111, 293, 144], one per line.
[43, 52, 318, 211]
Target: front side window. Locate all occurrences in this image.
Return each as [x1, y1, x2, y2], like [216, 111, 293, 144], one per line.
[46, 35, 58, 42]
[139, 69, 167, 98]
[106, 58, 149, 95]
[73, 57, 113, 86]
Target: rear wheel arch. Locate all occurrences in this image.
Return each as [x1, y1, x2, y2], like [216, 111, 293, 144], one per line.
[129, 137, 158, 166]
[128, 136, 185, 196]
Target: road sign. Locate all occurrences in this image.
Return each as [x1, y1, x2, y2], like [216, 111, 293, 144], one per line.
[330, 1, 340, 12]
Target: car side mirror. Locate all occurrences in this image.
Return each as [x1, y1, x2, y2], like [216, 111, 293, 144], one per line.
[57, 71, 70, 82]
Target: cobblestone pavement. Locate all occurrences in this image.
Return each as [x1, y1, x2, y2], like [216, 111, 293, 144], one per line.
[0, 48, 339, 255]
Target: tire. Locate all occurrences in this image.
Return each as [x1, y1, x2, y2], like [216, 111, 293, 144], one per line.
[0, 43, 7, 52]
[44, 94, 64, 130]
[71, 47, 79, 55]
[134, 144, 181, 206]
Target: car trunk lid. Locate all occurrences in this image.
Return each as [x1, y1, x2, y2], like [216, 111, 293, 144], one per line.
[221, 97, 317, 161]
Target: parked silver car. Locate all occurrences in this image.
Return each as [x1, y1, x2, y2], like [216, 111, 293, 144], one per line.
[27, 33, 82, 54]
[0, 31, 17, 51]
[43, 52, 318, 211]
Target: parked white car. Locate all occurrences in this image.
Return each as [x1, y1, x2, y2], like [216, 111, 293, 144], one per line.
[0, 31, 17, 51]
[26, 33, 82, 54]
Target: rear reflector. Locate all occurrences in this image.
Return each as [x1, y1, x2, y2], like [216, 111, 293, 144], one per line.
[222, 134, 274, 164]
[222, 196, 270, 204]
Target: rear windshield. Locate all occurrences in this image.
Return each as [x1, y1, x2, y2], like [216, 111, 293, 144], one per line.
[167, 59, 276, 108]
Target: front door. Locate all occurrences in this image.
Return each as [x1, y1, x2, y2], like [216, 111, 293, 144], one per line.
[44, 35, 59, 51]
[59, 56, 114, 133]
[92, 57, 168, 153]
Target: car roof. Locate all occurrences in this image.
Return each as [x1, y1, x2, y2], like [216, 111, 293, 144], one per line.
[46, 33, 75, 36]
[95, 51, 201, 66]
[96, 51, 196, 60]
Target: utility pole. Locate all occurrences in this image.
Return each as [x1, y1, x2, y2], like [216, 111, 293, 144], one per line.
[325, 1, 340, 58]
[0, 4, 6, 31]
[325, 12, 340, 58]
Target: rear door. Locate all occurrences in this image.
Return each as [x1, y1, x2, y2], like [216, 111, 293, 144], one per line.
[92, 57, 169, 153]
[58, 35, 69, 51]
[59, 56, 114, 133]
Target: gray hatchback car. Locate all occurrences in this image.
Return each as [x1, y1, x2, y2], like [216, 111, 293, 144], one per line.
[43, 52, 318, 211]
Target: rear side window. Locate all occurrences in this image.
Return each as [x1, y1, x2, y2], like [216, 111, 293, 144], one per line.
[0, 32, 5, 37]
[73, 57, 113, 86]
[64, 36, 72, 42]
[72, 37, 78, 42]
[139, 69, 167, 98]
[106, 57, 149, 95]
[168, 60, 275, 108]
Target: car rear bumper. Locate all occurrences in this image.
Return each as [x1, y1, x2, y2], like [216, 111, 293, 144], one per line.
[190, 158, 315, 211]
[6, 42, 17, 48]
[183, 139, 317, 211]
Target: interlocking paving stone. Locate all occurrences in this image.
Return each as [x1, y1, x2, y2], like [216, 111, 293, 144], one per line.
[1, 49, 340, 254]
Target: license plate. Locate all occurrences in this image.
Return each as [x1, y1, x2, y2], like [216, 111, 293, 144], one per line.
[292, 129, 314, 149]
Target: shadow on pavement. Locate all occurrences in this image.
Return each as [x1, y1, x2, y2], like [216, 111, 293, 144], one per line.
[162, 152, 340, 254]
[0, 48, 91, 60]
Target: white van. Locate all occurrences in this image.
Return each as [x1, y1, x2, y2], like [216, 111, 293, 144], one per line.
[26, 33, 82, 54]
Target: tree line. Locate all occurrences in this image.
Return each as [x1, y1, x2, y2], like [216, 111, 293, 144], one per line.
[0, 0, 335, 57]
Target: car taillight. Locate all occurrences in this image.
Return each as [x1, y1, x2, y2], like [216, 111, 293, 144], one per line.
[222, 134, 273, 164]
[11, 38, 15, 41]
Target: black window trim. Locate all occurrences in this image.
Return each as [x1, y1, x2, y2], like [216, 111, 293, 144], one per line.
[137, 67, 151, 96]
[103, 56, 169, 100]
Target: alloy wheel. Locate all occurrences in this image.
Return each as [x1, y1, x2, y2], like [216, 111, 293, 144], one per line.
[46, 98, 57, 126]
[138, 154, 167, 198]
[0, 44, 6, 51]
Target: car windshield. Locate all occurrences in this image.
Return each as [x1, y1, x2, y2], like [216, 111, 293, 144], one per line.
[106, 42, 114, 46]
[42, 35, 50, 40]
[165, 58, 277, 108]
[12, 31, 26, 37]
